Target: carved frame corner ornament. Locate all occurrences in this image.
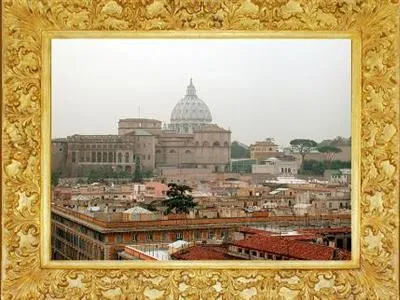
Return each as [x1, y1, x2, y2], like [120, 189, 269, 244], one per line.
[2, 0, 399, 299]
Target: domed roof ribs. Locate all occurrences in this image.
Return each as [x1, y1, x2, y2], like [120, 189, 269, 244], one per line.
[186, 78, 196, 96]
[170, 79, 212, 133]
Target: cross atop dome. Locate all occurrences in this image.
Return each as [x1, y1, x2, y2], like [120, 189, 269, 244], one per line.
[186, 78, 196, 96]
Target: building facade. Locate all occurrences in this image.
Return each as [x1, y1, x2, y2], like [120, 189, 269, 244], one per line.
[252, 157, 299, 175]
[52, 80, 231, 177]
[250, 138, 279, 162]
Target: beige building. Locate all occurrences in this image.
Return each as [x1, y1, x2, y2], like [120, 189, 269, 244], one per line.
[252, 157, 299, 175]
[250, 138, 279, 163]
[52, 80, 231, 177]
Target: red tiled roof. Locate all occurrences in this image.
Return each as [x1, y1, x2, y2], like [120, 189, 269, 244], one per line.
[282, 234, 318, 241]
[233, 235, 336, 260]
[237, 227, 318, 240]
[298, 227, 351, 234]
[336, 248, 351, 260]
[234, 235, 288, 255]
[171, 246, 231, 260]
[237, 227, 274, 236]
[289, 242, 334, 260]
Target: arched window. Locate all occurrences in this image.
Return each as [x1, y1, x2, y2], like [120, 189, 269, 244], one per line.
[118, 153, 122, 163]
[125, 152, 129, 163]
[203, 141, 209, 147]
[155, 149, 162, 154]
[213, 141, 220, 147]
[169, 149, 176, 154]
[185, 149, 191, 154]
[223, 141, 229, 147]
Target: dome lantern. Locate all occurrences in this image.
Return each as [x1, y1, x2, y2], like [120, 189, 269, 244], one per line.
[186, 78, 196, 96]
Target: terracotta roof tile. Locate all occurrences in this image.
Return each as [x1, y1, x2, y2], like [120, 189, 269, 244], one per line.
[171, 246, 232, 260]
[233, 235, 337, 260]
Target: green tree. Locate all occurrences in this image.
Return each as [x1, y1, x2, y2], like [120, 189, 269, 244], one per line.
[289, 139, 318, 168]
[317, 145, 342, 168]
[327, 160, 351, 170]
[162, 183, 197, 214]
[139, 200, 158, 212]
[142, 169, 153, 178]
[51, 171, 60, 186]
[300, 159, 351, 176]
[87, 169, 101, 183]
[300, 159, 325, 175]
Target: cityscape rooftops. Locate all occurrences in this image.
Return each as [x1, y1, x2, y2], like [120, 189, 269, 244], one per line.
[264, 177, 309, 185]
[232, 235, 337, 260]
[171, 245, 231, 260]
[124, 206, 153, 214]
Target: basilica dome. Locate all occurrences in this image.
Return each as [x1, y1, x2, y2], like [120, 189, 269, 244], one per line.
[169, 79, 212, 134]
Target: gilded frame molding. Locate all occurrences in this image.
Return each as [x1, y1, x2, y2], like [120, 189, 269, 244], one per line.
[2, 0, 399, 298]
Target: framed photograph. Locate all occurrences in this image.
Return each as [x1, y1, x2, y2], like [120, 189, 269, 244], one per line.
[2, 1, 399, 298]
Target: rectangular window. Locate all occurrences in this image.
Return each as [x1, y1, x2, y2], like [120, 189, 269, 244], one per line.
[146, 233, 153, 241]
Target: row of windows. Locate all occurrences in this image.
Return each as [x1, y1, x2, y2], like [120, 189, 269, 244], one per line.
[196, 141, 229, 147]
[252, 147, 275, 152]
[71, 151, 151, 163]
[155, 144, 228, 155]
[236, 248, 288, 260]
[115, 230, 230, 243]
[53, 237, 104, 260]
[70, 143, 134, 150]
[52, 214, 105, 242]
[281, 167, 294, 173]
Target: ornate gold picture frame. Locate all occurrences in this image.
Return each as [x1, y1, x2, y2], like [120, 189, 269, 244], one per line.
[2, 0, 399, 298]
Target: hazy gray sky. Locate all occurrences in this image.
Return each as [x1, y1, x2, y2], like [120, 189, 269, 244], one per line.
[52, 39, 351, 147]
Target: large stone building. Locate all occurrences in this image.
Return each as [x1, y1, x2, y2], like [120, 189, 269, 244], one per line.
[52, 80, 231, 177]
